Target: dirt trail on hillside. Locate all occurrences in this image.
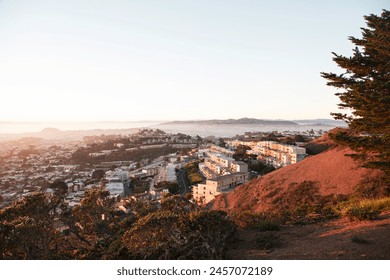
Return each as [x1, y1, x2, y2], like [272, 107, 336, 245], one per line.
[228, 212, 390, 259]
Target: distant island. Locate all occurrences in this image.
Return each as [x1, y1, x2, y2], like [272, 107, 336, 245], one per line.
[160, 118, 299, 126]
[292, 119, 347, 126]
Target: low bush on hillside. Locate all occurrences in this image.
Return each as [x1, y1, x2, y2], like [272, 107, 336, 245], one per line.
[231, 182, 346, 226]
[340, 197, 390, 221]
[303, 143, 331, 155]
[354, 175, 390, 199]
[270, 181, 342, 224]
[287, 203, 340, 225]
[346, 205, 381, 221]
[231, 211, 280, 231]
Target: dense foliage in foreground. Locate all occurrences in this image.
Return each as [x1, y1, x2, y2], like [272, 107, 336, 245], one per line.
[0, 190, 238, 260]
[1, 173, 388, 259]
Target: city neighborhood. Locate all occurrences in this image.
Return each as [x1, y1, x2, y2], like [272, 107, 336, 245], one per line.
[0, 128, 315, 210]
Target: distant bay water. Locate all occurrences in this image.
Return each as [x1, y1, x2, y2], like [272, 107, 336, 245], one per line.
[152, 123, 344, 137]
[0, 120, 346, 139]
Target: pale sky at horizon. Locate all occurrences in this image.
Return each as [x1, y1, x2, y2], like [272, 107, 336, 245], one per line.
[0, 0, 387, 122]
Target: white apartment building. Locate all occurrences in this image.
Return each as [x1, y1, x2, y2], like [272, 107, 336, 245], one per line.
[193, 172, 248, 204]
[229, 161, 248, 173]
[194, 144, 249, 204]
[106, 182, 124, 199]
[226, 140, 258, 150]
[209, 145, 234, 157]
[251, 141, 306, 167]
[199, 145, 249, 180]
[208, 152, 234, 167]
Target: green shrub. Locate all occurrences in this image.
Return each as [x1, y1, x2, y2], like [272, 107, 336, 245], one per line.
[347, 206, 381, 221]
[354, 176, 390, 199]
[231, 211, 260, 228]
[184, 162, 203, 185]
[342, 197, 390, 221]
[231, 211, 280, 230]
[269, 181, 341, 224]
[122, 210, 238, 259]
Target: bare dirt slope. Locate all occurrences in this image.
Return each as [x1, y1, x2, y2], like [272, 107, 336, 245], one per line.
[211, 138, 382, 213]
[228, 211, 390, 260]
[211, 133, 388, 259]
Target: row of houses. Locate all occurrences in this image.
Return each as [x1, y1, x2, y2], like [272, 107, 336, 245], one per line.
[199, 147, 248, 179]
[248, 141, 306, 167]
[194, 145, 249, 204]
[228, 140, 306, 167]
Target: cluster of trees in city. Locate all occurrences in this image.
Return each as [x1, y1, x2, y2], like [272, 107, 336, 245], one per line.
[155, 181, 180, 195]
[82, 134, 126, 145]
[0, 188, 238, 259]
[71, 146, 179, 165]
[16, 146, 40, 158]
[71, 130, 201, 166]
[130, 178, 150, 194]
[254, 133, 308, 144]
[232, 145, 251, 161]
[184, 162, 203, 185]
[233, 145, 275, 175]
[248, 161, 275, 175]
[83, 131, 202, 146]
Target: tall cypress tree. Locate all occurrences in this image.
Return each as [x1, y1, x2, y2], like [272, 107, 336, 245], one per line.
[321, 9, 390, 174]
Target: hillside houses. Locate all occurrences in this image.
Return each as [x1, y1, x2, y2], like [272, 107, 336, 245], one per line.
[248, 141, 306, 167]
[193, 172, 248, 204]
[199, 145, 248, 179]
[194, 145, 249, 204]
[228, 140, 307, 167]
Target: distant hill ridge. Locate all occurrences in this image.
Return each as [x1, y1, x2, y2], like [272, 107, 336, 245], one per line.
[160, 118, 298, 126]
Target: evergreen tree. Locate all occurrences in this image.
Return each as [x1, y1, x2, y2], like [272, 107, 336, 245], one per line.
[321, 9, 390, 173]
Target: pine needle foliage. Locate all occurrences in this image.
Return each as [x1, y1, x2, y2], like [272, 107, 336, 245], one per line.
[321, 10, 390, 175]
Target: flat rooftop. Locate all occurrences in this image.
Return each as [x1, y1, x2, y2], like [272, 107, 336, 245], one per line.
[208, 172, 247, 182]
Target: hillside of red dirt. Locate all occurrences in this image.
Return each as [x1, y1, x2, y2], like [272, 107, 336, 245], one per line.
[211, 134, 382, 213]
[211, 132, 388, 259]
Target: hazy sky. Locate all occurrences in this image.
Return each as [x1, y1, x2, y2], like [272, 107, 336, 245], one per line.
[0, 0, 387, 122]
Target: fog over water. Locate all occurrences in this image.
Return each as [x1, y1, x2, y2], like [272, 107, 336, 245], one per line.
[0, 121, 346, 139]
[152, 124, 343, 137]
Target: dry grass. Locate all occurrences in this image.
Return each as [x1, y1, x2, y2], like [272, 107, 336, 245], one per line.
[337, 197, 390, 221]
